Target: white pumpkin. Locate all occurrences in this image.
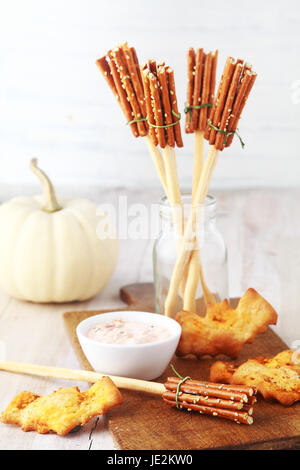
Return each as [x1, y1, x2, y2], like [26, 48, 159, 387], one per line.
[0, 159, 118, 303]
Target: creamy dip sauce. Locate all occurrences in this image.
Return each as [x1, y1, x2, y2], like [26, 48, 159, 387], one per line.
[87, 319, 171, 345]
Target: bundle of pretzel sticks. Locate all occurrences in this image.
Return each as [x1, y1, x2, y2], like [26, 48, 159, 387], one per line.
[96, 42, 257, 318]
[163, 376, 256, 425]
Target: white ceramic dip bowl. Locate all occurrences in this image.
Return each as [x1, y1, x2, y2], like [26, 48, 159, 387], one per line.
[76, 310, 181, 380]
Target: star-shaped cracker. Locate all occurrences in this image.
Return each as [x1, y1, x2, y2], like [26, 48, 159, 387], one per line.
[1, 377, 122, 435]
[210, 350, 300, 405]
[176, 288, 278, 358]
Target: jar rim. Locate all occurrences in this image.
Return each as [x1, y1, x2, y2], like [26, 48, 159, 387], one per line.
[159, 193, 216, 208]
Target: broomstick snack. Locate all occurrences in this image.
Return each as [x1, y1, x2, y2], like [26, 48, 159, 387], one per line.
[96, 43, 184, 242]
[183, 48, 218, 313]
[164, 57, 257, 318]
[0, 360, 257, 427]
[210, 350, 300, 406]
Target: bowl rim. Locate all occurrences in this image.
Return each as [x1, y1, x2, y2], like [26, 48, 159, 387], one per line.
[76, 310, 181, 349]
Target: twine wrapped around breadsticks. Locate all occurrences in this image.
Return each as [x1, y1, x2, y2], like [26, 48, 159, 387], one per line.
[165, 57, 257, 318]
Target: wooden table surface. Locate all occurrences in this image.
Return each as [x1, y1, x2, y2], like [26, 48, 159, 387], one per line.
[0, 187, 299, 450]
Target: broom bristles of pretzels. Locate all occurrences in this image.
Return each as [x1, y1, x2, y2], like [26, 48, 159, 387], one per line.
[109, 47, 147, 137]
[163, 390, 254, 412]
[96, 43, 149, 138]
[204, 58, 257, 150]
[225, 70, 257, 147]
[163, 398, 253, 425]
[142, 62, 183, 148]
[163, 376, 256, 425]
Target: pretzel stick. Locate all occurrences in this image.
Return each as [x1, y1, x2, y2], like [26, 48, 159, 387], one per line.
[142, 68, 158, 146]
[198, 52, 213, 131]
[225, 70, 257, 147]
[158, 66, 175, 147]
[149, 72, 166, 148]
[162, 390, 252, 412]
[190, 49, 204, 131]
[167, 67, 183, 147]
[163, 398, 253, 425]
[185, 48, 196, 134]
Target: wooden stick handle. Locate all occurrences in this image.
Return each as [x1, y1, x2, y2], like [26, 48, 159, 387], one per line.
[0, 360, 165, 396]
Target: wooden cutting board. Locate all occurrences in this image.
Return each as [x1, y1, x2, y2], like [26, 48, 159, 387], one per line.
[63, 283, 300, 450]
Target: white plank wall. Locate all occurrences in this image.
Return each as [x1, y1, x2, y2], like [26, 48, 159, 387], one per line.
[0, 0, 299, 189]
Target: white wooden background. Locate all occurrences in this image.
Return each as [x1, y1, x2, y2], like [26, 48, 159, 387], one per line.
[0, 0, 300, 189]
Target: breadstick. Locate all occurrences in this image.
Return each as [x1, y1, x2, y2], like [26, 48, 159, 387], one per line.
[185, 48, 196, 134]
[165, 146, 219, 317]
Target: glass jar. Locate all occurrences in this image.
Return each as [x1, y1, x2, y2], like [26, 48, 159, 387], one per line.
[153, 194, 228, 315]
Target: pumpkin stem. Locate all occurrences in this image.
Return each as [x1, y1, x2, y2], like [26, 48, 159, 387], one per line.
[30, 158, 62, 213]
